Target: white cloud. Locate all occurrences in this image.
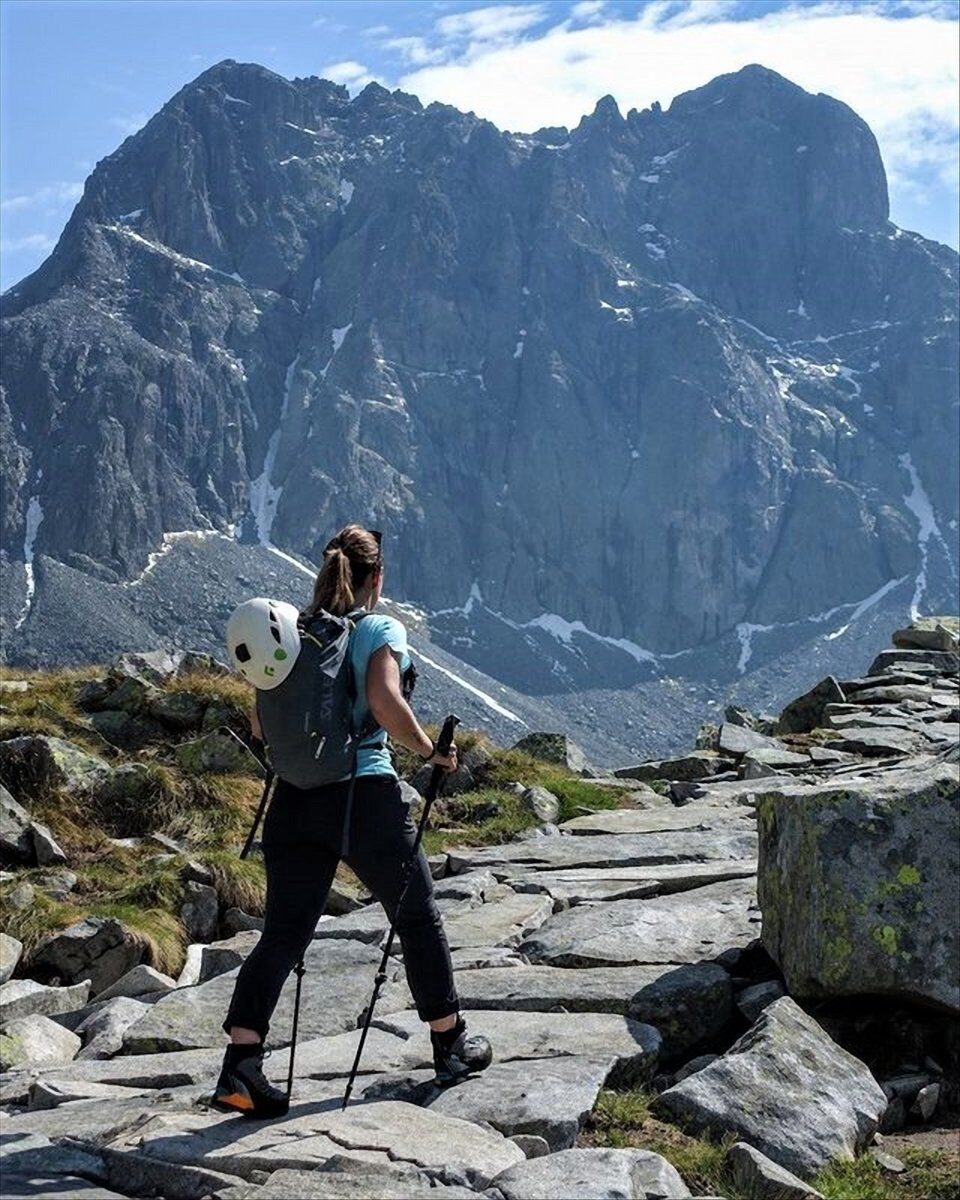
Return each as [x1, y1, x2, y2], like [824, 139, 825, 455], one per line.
[320, 59, 374, 86]
[398, 2, 959, 210]
[0, 232, 57, 253]
[434, 4, 549, 45]
[570, 0, 608, 22]
[109, 112, 150, 135]
[383, 36, 446, 67]
[1, 181, 82, 213]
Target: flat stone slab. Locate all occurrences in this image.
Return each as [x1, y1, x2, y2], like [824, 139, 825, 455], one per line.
[119, 1099, 524, 1188]
[824, 727, 922, 756]
[453, 962, 732, 1059]
[447, 828, 757, 875]
[502, 859, 757, 906]
[215, 1162, 480, 1199]
[122, 939, 410, 1052]
[491, 1147, 691, 1199]
[677, 775, 801, 808]
[0, 1045, 222, 1105]
[427, 1055, 616, 1151]
[558, 805, 753, 836]
[440, 891, 554, 949]
[521, 879, 760, 968]
[374, 1007, 660, 1086]
[655, 997, 887, 1178]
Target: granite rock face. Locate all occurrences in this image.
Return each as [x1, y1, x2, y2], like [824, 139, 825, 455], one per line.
[758, 754, 960, 1014]
[2, 59, 956, 688]
[655, 997, 887, 1178]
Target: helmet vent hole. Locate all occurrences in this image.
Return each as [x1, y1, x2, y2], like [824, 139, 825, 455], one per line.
[234, 642, 251, 663]
[270, 625, 282, 644]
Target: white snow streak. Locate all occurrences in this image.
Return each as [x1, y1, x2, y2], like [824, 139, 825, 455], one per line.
[824, 576, 904, 640]
[339, 179, 355, 204]
[898, 451, 953, 618]
[249, 357, 299, 545]
[409, 647, 524, 724]
[320, 324, 353, 379]
[14, 493, 44, 630]
[735, 621, 775, 674]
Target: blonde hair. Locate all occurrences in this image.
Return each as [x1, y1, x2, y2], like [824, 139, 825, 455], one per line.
[307, 524, 382, 617]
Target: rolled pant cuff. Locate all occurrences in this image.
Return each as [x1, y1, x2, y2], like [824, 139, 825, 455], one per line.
[416, 998, 460, 1023]
[222, 1012, 270, 1041]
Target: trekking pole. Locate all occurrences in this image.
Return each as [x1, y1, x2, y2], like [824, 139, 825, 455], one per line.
[286, 959, 306, 1096]
[240, 769, 275, 861]
[341, 713, 460, 1110]
[216, 726, 272, 861]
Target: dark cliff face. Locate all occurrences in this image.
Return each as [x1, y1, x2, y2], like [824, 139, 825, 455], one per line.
[2, 60, 957, 669]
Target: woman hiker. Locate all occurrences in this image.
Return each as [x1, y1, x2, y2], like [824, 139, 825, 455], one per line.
[213, 524, 492, 1118]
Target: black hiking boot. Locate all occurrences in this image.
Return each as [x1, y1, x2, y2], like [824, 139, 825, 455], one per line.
[210, 1043, 289, 1119]
[430, 1016, 493, 1088]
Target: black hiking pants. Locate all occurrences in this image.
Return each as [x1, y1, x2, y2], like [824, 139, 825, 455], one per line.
[223, 774, 458, 1040]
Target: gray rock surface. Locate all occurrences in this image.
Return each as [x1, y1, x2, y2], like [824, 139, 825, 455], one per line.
[758, 755, 960, 1013]
[0, 978, 91, 1022]
[31, 917, 140, 993]
[448, 827, 757, 874]
[454, 961, 732, 1059]
[656, 998, 887, 1178]
[775, 677, 846, 734]
[75, 996, 149, 1059]
[121, 938, 410, 1051]
[0, 784, 33, 860]
[493, 1147, 692, 1200]
[115, 1099, 524, 1188]
[0, 1014, 81, 1069]
[522, 786, 561, 824]
[521, 879, 760, 967]
[428, 1055, 616, 1151]
[180, 880, 220, 943]
[501, 859, 757, 906]
[558, 805, 753, 837]
[0, 930, 23, 983]
[213, 1161, 479, 1199]
[728, 1141, 824, 1199]
[735, 980, 786, 1023]
[93, 964, 176, 1002]
[376, 1007, 660, 1087]
[512, 733, 589, 773]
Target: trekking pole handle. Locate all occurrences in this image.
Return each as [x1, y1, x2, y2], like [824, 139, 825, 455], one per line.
[427, 713, 460, 792]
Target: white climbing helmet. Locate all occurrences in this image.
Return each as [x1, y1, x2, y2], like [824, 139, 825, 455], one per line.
[226, 598, 301, 690]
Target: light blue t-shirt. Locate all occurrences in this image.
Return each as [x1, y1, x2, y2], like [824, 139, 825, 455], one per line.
[345, 612, 412, 779]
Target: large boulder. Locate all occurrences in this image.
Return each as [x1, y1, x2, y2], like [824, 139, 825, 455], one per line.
[0, 931, 24, 983]
[180, 881, 219, 943]
[893, 617, 959, 652]
[757, 755, 960, 1013]
[492, 1147, 691, 1200]
[774, 677, 846, 735]
[173, 730, 253, 774]
[614, 751, 725, 783]
[0, 737, 111, 799]
[0, 784, 33, 861]
[511, 732, 589, 774]
[0, 978, 91, 1022]
[655, 998, 886, 1179]
[0, 1014, 81, 1069]
[31, 917, 141, 994]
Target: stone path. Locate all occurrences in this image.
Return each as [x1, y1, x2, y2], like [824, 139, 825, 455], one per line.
[2, 629, 957, 1198]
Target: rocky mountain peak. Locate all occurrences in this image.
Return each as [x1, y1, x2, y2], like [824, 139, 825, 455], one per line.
[1, 62, 956, 708]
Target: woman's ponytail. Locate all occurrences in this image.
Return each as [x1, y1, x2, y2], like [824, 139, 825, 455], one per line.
[306, 524, 382, 617]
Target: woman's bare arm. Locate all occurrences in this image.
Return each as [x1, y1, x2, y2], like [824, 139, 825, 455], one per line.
[366, 645, 457, 770]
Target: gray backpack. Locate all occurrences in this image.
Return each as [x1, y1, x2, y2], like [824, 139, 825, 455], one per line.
[255, 608, 380, 789]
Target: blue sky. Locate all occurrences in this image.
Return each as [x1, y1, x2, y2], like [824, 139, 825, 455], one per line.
[2, 0, 958, 290]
